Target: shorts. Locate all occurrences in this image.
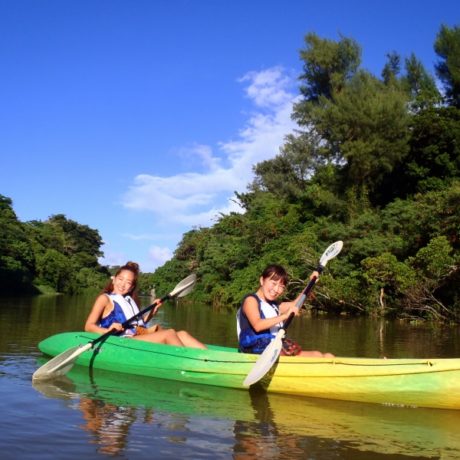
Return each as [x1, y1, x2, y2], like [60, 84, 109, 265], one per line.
[134, 324, 160, 336]
[281, 338, 302, 356]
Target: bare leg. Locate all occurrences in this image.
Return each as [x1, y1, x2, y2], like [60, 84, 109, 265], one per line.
[177, 330, 207, 349]
[299, 350, 335, 358]
[133, 328, 184, 346]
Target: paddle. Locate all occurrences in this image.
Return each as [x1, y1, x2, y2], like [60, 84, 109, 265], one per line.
[243, 241, 343, 387]
[32, 273, 197, 381]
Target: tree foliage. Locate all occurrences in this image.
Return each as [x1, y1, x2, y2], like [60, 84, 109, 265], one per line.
[148, 25, 460, 323]
[3, 25, 460, 323]
[0, 199, 108, 294]
[0, 195, 35, 292]
[435, 25, 460, 107]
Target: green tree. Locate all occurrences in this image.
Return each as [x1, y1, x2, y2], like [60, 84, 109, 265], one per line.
[381, 51, 401, 86]
[361, 252, 417, 313]
[46, 214, 103, 263]
[403, 54, 441, 110]
[405, 107, 460, 193]
[410, 235, 455, 280]
[36, 249, 72, 292]
[0, 195, 35, 292]
[310, 71, 410, 202]
[296, 33, 361, 105]
[403, 236, 459, 321]
[435, 25, 460, 107]
[25, 214, 106, 293]
[150, 29, 460, 322]
[251, 130, 346, 220]
[251, 138, 315, 201]
[293, 34, 411, 206]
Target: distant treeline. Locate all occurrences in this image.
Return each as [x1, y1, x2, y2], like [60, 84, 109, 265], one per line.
[0, 200, 157, 296]
[2, 25, 460, 322]
[0, 203, 108, 295]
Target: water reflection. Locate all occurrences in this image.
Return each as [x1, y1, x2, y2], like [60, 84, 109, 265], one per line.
[33, 365, 460, 459]
[79, 398, 137, 455]
[233, 390, 295, 460]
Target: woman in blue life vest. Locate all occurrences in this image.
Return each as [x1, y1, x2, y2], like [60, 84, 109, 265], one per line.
[85, 261, 206, 349]
[236, 264, 333, 357]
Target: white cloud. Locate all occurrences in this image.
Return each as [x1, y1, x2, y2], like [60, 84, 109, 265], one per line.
[100, 245, 173, 272]
[122, 232, 177, 241]
[239, 66, 294, 108]
[122, 66, 299, 228]
[99, 248, 128, 268]
[148, 245, 173, 269]
[178, 143, 221, 171]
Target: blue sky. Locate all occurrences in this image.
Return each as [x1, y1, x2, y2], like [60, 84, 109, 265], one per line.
[1, 0, 459, 272]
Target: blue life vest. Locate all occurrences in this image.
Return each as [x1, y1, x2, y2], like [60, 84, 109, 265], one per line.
[99, 294, 144, 336]
[236, 293, 281, 354]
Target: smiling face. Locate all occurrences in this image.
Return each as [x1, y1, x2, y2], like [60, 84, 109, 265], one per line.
[257, 264, 289, 302]
[111, 269, 136, 296]
[259, 274, 286, 301]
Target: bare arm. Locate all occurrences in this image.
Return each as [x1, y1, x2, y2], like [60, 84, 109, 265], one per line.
[243, 296, 296, 333]
[85, 295, 122, 334]
[142, 300, 162, 323]
[279, 270, 320, 314]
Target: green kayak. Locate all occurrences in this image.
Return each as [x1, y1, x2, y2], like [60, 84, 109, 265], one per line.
[37, 331, 460, 410]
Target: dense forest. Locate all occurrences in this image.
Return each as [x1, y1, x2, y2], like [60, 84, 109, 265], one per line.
[0, 201, 109, 294]
[1, 25, 460, 322]
[151, 25, 460, 322]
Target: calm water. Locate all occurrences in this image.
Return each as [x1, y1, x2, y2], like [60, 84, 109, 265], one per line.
[1, 294, 460, 459]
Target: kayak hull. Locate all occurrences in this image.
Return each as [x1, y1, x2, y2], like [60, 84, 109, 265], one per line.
[38, 332, 460, 410]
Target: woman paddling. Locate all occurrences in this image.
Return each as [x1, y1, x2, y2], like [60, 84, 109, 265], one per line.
[237, 264, 333, 357]
[85, 261, 206, 349]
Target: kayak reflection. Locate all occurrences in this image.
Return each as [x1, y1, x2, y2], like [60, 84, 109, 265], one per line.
[33, 365, 460, 458]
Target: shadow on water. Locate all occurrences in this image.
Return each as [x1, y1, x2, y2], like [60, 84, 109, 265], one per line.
[33, 364, 460, 459]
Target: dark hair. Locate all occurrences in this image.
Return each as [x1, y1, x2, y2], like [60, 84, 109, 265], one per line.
[102, 261, 140, 304]
[260, 264, 288, 286]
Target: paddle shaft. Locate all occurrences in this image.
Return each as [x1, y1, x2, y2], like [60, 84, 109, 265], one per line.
[283, 242, 342, 329]
[283, 275, 318, 330]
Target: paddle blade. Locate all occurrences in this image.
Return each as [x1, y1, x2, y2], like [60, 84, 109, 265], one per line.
[319, 240, 343, 268]
[170, 273, 197, 298]
[243, 329, 285, 387]
[32, 343, 91, 381]
[176, 282, 196, 298]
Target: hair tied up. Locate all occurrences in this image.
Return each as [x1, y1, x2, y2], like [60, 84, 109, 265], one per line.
[124, 261, 140, 274]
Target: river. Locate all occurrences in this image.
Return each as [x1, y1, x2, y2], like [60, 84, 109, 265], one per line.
[1, 293, 460, 459]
